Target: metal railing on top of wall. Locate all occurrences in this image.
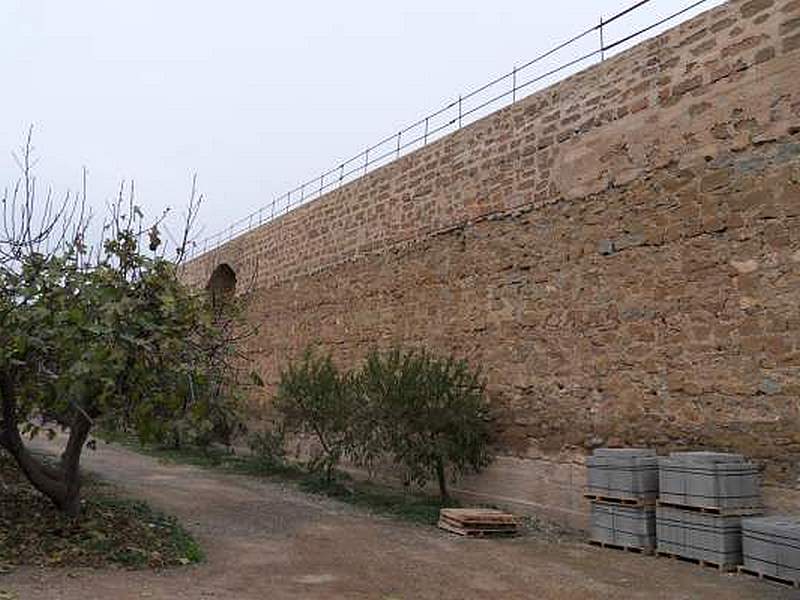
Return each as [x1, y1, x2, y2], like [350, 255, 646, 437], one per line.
[191, 0, 714, 259]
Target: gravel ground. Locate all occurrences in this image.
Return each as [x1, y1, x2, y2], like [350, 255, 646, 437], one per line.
[2, 439, 794, 600]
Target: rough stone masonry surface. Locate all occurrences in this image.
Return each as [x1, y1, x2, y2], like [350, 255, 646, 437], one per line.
[182, 0, 800, 529]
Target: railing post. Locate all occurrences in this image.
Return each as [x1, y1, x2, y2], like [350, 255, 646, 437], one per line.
[600, 16, 605, 61]
[424, 117, 429, 145]
[339, 164, 344, 183]
[458, 95, 462, 128]
[364, 149, 369, 175]
[512, 66, 517, 103]
[319, 174, 324, 198]
[396, 132, 401, 159]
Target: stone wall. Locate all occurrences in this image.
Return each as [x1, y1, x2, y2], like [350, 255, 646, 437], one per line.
[183, 0, 800, 528]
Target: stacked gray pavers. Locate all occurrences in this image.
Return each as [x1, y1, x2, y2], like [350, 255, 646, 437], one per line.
[741, 516, 800, 585]
[659, 452, 760, 510]
[586, 448, 658, 553]
[656, 452, 763, 570]
[587, 448, 659, 502]
[657, 505, 745, 566]
[591, 502, 656, 551]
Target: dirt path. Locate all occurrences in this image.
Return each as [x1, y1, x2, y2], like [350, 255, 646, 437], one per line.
[2, 441, 794, 600]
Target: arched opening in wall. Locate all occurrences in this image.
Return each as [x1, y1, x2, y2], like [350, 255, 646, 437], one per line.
[206, 263, 237, 311]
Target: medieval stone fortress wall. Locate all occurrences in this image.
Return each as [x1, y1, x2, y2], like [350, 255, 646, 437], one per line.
[183, 0, 800, 528]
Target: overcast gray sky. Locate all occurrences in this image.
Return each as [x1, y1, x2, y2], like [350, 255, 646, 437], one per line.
[2, 0, 723, 249]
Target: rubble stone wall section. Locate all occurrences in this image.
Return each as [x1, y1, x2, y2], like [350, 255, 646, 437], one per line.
[183, 0, 800, 528]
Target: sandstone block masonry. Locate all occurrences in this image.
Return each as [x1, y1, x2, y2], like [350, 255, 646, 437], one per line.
[184, 0, 800, 528]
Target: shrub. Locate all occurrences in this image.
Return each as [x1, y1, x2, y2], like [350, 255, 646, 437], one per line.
[273, 350, 359, 481]
[247, 427, 287, 470]
[360, 348, 493, 500]
[273, 346, 493, 498]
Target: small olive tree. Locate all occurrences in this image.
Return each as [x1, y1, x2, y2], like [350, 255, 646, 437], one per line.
[273, 350, 360, 481]
[360, 348, 493, 500]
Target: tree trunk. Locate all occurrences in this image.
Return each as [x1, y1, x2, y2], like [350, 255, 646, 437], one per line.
[436, 457, 449, 501]
[58, 411, 91, 517]
[0, 372, 90, 517]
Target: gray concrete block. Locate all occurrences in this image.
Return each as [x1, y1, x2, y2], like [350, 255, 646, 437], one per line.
[744, 516, 800, 539]
[742, 516, 800, 582]
[593, 448, 657, 459]
[587, 448, 658, 500]
[667, 452, 745, 463]
[591, 501, 656, 550]
[656, 505, 745, 566]
[779, 563, 800, 583]
[658, 452, 760, 510]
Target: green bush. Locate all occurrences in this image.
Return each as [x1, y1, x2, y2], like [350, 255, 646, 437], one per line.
[274, 346, 493, 500]
[360, 348, 493, 500]
[247, 426, 287, 469]
[273, 350, 360, 481]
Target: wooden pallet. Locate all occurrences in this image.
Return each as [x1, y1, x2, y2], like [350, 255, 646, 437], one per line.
[440, 508, 518, 524]
[737, 566, 800, 589]
[439, 515, 516, 530]
[588, 540, 655, 555]
[437, 519, 518, 537]
[584, 493, 656, 507]
[656, 500, 763, 516]
[656, 551, 737, 572]
[438, 508, 518, 537]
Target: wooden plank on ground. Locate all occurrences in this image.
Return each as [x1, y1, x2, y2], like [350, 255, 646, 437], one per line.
[437, 519, 518, 538]
[440, 508, 517, 525]
[438, 508, 519, 537]
[439, 515, 516, 531]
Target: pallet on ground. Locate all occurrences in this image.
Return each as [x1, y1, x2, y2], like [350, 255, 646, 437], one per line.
[588, 539, 654, 555]
[438, 508, 519, 537]
[738, 566, 800, 589]
[438, 515, 517, 531]
[437, 519, 518, 537]
[439, 508, 517, 525]
[657, 550, 738, 572]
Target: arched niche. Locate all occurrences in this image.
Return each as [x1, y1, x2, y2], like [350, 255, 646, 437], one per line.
[206, 263, 237, 309]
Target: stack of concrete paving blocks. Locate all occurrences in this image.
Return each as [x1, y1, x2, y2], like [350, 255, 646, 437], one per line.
[586, 448, 658, 553]
[656, 452, 763, 570]
[740, 516, 800, 588]
[590, 502, 656, 552]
